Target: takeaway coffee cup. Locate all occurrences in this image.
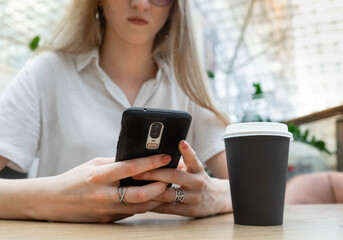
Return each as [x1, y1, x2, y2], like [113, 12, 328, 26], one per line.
[223, 122, 293, 226]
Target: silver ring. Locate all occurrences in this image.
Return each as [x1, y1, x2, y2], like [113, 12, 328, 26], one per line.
[173, 187, 185, 203]
[116, 186, 128, 204]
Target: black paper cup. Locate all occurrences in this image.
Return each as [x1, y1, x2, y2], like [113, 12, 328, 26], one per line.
[223, 122, 293, 226]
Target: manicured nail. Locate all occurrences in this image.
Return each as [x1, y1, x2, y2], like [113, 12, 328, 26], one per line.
[161, 154, 171, 163]
[133, 173, 143, 178]
[182, 140, 189, 151]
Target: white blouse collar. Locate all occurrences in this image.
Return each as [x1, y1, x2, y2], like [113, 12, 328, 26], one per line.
[76, 49, 171, 81]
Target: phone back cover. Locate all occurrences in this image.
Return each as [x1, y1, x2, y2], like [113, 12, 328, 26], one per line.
[116, 107, 192, 186]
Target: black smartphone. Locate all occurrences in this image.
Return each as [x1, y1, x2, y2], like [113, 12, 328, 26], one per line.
[115, 107, 192, 186]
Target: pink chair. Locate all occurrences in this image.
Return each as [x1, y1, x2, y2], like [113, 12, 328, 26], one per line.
[285, 171, 343, 204]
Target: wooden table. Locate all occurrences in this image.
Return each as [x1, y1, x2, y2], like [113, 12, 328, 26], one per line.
[1, 205, 343, 239]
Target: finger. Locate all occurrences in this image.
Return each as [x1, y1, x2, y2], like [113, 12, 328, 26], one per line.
[179, 140, 204, 173]
[95, 154, 171, 183]
[90, 157, 115, 165]
[153, 187, 201, 205]
[113, 182, 168, 204]
[132, 168, 205, 190]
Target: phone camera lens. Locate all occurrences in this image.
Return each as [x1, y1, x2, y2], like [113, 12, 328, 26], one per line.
[150, 123, 162, 138]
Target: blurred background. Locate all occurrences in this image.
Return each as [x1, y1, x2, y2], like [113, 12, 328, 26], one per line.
[0, 0, 342, 179]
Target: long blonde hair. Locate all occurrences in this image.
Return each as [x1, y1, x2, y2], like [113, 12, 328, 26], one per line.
[47, 0, 229, 125]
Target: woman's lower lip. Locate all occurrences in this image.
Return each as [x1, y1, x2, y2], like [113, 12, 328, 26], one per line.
[128, 19, 148, 25]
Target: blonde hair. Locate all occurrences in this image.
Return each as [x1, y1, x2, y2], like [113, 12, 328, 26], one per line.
[47, 0, 229, 125]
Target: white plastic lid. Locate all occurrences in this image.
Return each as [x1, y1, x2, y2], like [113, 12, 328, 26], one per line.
[222, 122, 293, 140]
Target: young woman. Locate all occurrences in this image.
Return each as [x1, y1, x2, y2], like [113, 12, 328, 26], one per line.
[0, 0, 232, 222]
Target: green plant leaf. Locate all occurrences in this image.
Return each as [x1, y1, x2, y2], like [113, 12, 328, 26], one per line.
[244, 81, 332, 155]
[29, 36, 40, 51]
[252, 82, 264, 99]
[286, 122, 332, 155]
[302, 129, 309, 141]
[207, 71, 215, 79]
[314, 140, 325, 149]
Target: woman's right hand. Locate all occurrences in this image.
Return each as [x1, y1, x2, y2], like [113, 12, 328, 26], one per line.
[28, 154, 171, 223]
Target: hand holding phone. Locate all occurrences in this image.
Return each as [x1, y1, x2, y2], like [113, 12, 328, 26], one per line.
[115, 107, 192, 186]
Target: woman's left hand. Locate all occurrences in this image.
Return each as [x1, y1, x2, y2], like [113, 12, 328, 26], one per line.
[132, 140, 232, 217]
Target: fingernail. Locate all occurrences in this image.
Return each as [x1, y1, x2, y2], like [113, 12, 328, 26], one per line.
[182, 140, 189, 151]
[161, 154, 171, 163]
[133, 173, 143, 178]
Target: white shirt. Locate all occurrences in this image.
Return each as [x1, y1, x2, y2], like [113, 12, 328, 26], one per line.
[0, 50, 225, 177]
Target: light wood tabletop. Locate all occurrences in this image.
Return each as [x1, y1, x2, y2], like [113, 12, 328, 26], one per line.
[1, 204, 343, 240]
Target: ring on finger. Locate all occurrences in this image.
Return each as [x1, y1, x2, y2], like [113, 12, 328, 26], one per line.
[173, 187, 185, 203]
[116, 186, 128, 204]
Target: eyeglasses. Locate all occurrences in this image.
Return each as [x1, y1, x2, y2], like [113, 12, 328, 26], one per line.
[150, 0, 174, 7]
